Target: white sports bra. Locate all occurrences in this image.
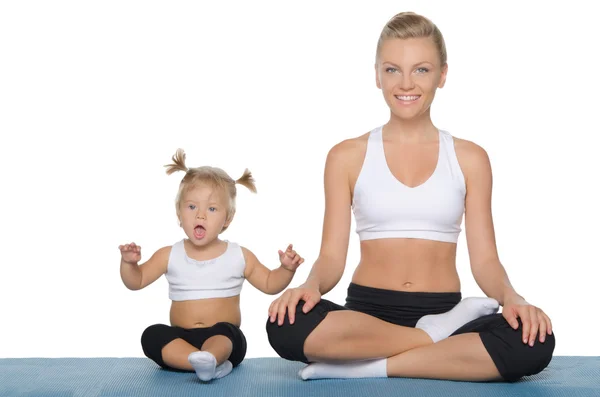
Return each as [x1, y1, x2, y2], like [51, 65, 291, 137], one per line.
[352, 125, 466, 243]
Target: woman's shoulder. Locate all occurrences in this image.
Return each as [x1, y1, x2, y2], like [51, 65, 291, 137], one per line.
[326, 131, 370, 163]
[453, 136, 490, 164]
[452, 136, 493, 182]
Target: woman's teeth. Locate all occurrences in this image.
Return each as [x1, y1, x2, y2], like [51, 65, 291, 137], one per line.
[395, 95, 420, 101]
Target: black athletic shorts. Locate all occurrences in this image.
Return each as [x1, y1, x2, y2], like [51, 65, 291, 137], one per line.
[141, 322, 247, 369]
[266, 283, 555, 381]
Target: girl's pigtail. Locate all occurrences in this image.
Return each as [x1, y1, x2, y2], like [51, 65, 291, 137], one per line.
[164, 148, 188, 175]
[236, 168, 257, 193]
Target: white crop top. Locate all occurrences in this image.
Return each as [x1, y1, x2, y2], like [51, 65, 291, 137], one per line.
[352, 126, 466, 243]
[165, 239, 246, 301]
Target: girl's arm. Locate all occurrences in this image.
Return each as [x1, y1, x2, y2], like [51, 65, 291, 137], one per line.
[119, 243, 170, 290]
[243, 245, 303, 295]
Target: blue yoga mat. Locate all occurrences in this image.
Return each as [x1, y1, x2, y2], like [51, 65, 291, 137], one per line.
[0, 356, 598, 397]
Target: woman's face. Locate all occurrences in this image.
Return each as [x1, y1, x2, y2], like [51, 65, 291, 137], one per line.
[376, 37, 447, 121]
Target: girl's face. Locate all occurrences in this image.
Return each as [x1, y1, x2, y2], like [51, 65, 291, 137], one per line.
[179, 183, 230, 247]
[375, 37, 447, 121]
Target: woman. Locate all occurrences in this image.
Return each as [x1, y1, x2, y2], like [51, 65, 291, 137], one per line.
[266, 11, 555, 382]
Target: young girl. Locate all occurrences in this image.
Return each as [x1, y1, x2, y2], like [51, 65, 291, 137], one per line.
[119, 148, 304, 382]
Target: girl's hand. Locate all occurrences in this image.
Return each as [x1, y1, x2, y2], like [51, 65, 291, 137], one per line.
[278, 244, 304, 272]
[119, 242, 141, 264]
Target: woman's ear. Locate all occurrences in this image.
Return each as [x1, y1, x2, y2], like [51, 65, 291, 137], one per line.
[438, 63, 448, 88]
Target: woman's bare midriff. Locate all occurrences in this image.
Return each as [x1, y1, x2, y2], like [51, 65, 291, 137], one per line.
[351, 238, 461, 293]
[169, 296, 242, 329]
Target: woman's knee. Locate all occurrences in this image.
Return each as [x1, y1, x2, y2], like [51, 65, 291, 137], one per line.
[525, 332, 556, 375]
[481, 322, 556, 382]
[266, 299, 338, 363]
[509, 332, 555, 381]
[266, 300, 308, 362]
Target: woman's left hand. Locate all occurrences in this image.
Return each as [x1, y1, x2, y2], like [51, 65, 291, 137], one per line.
[502, 294, 553, 346]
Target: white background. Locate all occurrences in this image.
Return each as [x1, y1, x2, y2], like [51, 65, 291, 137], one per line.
[1, 1, 598, 359]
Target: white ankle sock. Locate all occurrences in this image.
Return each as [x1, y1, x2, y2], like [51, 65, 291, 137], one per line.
[299, 359, 388, 380]
[214, 360, 233, 379]
[416, 296, 499, 343]
[188, 351, 232, 381]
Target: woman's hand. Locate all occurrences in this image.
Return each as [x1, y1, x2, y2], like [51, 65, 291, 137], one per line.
[502, 294, 553, 346]
[268, 285, 322, 326]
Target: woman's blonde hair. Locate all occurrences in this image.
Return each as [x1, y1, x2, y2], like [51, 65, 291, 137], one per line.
[376, 12, 447, 66]
[164, 148, 256, 232]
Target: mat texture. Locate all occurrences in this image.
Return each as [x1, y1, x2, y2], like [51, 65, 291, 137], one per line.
[0, 356, 598, 397]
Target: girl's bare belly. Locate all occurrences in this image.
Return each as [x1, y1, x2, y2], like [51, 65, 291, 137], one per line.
[169, 296, 241, 329]
[352, 238, 461, 293]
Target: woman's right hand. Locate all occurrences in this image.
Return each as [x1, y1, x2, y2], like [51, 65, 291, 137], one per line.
[268, 285, 322, 326]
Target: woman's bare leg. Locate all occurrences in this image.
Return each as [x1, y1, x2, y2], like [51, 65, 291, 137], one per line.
[303, 310, 433, 362]
[301, 333, 501, 381]
[303, 297, 498, 362]
[386, 333, 501, 381]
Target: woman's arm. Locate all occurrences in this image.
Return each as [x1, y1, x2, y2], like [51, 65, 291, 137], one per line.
[268, 138, 358, 325]
[458, 139, 552, 345]
[303, 141, 354, 294]
[458, 141, 515, 304]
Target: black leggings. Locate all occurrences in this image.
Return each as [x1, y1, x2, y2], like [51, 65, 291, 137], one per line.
[266, 283, 555, 382]
[141, 322, 247, 370]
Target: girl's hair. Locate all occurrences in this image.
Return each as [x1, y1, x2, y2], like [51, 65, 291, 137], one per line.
[164, 148, 256, 232]
[376, 11, 447, 66]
